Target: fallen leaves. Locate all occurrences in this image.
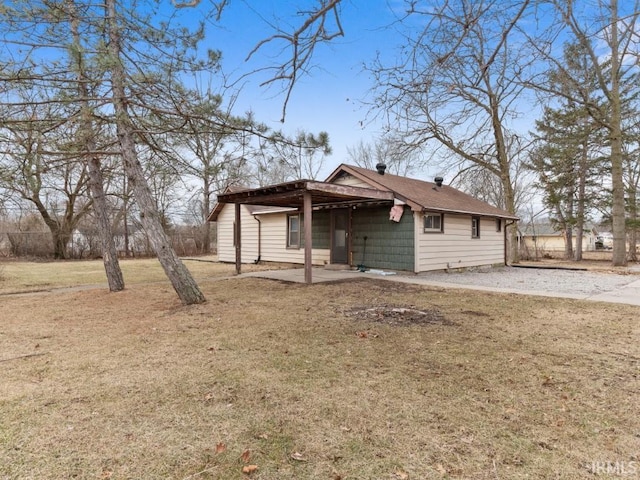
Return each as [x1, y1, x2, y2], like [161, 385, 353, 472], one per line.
[290, 451, 307, 462]
[241, 464, 258, 475]
[210, 442, 258, 475]
[215, 442, 226, 454]
[240, 449, 251, 463]
[355, 330, 379, 339]
[239, 449, 258, 474]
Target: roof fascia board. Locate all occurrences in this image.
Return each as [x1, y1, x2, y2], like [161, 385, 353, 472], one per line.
[252, 207, 298, 215]
[305, 181, 394, 201]
[424, 207, 519, 220]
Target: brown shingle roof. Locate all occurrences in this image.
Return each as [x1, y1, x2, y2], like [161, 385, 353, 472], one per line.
[328, 164, 518, 219]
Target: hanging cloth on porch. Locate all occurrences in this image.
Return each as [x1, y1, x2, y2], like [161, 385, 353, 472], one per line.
[389, 205, 404, 222]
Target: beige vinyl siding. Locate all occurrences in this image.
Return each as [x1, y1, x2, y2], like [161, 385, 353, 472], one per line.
[332, 174, 373, 188]
[415, 213, 504, 272]
[520, 234, 597, 253]
[256, 213, 330, 264]
[215, 204, 260, 263]
[521, 235, 565, 252]
[216, 204, 329, 265]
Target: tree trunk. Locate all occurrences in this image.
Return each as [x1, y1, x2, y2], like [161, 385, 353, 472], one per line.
[105, 0, 205, 305]
[202, 176, 212, 254]
[53, 227, 70, 259]
[574, 140, 588, 261]
[564, 226, 573, 260]
[123, 175, 131, 257]
[609, 0, 627, 266]
[33, 200, 69, 259]
[490, 94, 519, 264]
[574, 225, 584, 261]
[628, 189, 638, 262]
[563, 196, 574, 260]
[68, 0, 125, 292]
[87, 155, 125, 290]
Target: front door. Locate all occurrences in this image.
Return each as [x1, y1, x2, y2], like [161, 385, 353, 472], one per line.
[331, 209, 350, 264]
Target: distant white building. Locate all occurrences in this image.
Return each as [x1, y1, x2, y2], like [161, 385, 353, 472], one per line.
[517, 222, 598, 255]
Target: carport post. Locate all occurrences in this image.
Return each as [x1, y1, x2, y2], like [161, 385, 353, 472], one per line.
[235, 203, 241, 275]
[304, 191, 312, 284]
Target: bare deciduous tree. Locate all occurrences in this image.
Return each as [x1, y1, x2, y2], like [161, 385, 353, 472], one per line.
[370, 0, 536, 263]
[245, 0, 344, 121]
[527, 0, 640, 266]
[251, 130, 332, 184]
[347, 134, 427, 177]
[0, 99, 92, 259]
[623, 113, 640, 261]
[162, 85, 253, 253]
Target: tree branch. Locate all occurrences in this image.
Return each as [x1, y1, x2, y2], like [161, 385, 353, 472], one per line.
[0, 352, 48, 363]
[246, 0, 344, 121]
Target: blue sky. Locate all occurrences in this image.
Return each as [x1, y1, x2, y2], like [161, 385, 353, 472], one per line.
[194, 1, 408, 178]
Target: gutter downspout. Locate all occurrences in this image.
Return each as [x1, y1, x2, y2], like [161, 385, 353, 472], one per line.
[505, 219, 517, 266]
[253, 215, 261, 264]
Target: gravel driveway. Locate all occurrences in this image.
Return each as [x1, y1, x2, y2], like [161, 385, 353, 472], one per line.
[415, 266, 638, 296]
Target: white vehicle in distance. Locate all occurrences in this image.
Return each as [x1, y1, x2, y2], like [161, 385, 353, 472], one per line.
[595, 232, 613, 250]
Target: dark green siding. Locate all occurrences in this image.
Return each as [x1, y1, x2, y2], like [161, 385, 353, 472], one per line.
[310, 210, 330, 249]
[299, 210, 330, 249]
[351, 206, 414, 271]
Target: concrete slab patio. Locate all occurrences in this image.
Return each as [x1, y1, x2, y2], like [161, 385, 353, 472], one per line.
[241, 267, 640, 307]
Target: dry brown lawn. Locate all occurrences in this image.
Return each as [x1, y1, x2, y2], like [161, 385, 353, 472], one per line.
[1, 259, 639, 479]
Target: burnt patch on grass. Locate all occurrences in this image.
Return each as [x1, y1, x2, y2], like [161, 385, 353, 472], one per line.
[344, 304, 454, 326]
[459, 310, 491, 317]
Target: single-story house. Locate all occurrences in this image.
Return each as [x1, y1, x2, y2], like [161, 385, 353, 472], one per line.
[208, 163, 519, 283]
[517, 222, 598, 254]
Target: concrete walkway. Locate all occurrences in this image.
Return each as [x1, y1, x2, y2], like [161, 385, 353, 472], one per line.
[241, 267, 640, 307]
[586, 279, 640, 305]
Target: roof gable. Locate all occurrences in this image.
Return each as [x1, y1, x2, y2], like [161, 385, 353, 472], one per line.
[326, 164, 518, 219]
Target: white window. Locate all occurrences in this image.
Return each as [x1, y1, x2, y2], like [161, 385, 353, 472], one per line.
[496, 218, 502, 232]
[423, 212, 443, 233]
[287, 214, 303, 248]
[472, 216, 481, 238]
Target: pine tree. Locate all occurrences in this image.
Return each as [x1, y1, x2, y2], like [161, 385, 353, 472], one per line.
[530, 42, 607, 261]
[530, 103, 605, 260]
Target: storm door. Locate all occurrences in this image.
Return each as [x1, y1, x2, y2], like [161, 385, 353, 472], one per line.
[331, 208, 350, 264]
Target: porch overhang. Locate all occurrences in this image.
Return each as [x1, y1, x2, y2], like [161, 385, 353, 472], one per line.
[213, 180, 395, 284]
[215, 180, 394, 209]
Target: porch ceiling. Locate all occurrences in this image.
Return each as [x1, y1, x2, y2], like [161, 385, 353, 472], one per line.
[216, 180, 394, 209]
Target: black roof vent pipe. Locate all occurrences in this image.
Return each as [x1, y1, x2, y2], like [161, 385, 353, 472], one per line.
[434, 177, 444, 187]
[376, 163, 387, 175]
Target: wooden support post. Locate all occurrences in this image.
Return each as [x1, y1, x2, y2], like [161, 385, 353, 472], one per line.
[303, 191, 313, 284]
[235, 203, 241, 275]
